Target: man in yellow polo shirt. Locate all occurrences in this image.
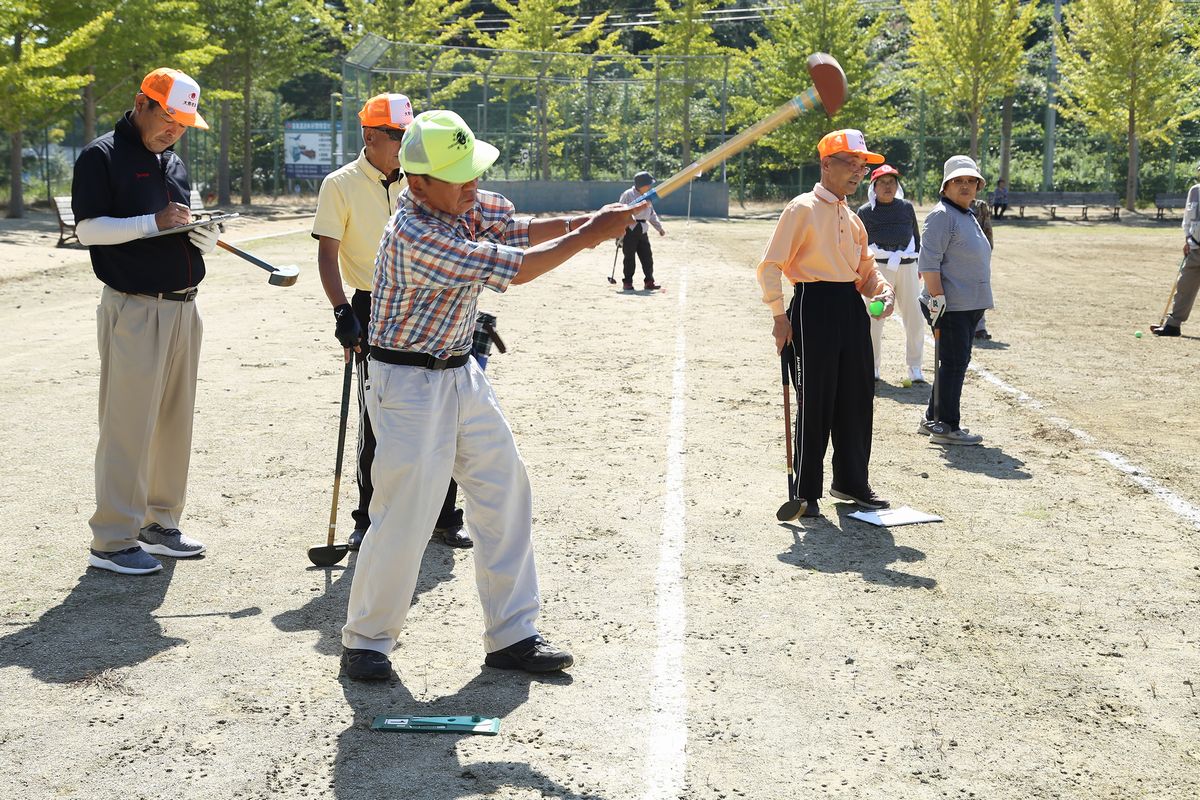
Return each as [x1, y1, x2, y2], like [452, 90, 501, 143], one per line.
[312, 92, 471, 550]
[758, 129, 895, 519]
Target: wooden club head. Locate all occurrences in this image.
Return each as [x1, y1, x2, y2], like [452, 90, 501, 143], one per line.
[806, 53, 848, 118]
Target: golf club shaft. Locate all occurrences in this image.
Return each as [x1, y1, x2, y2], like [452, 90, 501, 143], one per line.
[1160, 256, 1186, 326]
[216, 239, 284, 275]
[326, 359, 354, 547]
[610, 239, 620, 281]
[932, 328, 941, 423]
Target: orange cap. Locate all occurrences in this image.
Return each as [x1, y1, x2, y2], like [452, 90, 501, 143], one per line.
[817, 129, 884, 164]
[358, 93, 414, 130]
[140, 68, 208, 130]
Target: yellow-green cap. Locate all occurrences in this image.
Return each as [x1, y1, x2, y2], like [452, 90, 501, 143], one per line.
[400, 110, 498, 183]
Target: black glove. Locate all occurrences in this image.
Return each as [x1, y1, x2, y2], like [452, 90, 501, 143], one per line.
[333, 304, 364, 350]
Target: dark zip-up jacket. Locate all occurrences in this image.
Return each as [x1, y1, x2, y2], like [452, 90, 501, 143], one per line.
[72, 111, 205, 292]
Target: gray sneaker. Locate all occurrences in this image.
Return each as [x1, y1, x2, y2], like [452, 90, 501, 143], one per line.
[138, 523, 206, 558]
[919, 418, 969, 437]
[930, 428, 984, 446]
[89, 546, 163, 575]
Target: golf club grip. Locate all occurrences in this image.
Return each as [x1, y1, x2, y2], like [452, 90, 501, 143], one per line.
[635, 87, 820, 204]
[216, 239, 277, 274]
[326, 360, 354, 546]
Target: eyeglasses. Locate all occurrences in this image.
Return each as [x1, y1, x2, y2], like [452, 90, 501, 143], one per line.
[829, 154, 870, 175]
[371, 126, 405, 142]
[154, 109, 184, 128]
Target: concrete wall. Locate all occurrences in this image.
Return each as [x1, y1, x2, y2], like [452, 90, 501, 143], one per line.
[478, 180, 729, 218]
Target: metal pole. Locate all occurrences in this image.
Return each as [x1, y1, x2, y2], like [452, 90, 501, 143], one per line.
[1042, 0, 1062, 191]
[44, 125, 51, 204]
[653, 56, 661, 177]
[583, 63, 593, 181]
[330, 93, 340, 175]
[272, 93, 281, 197]
[720, 56, 729, 183]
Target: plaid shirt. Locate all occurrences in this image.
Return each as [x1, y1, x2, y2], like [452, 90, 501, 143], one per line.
[370, 188, 529, 358]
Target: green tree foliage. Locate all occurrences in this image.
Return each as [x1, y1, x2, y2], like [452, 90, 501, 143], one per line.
[639, 0, 732, 167]
[476, 0, 617, 180]
[0, 2, 109, 217]
[1056, 0, 1200, 209]
[904, 0, 1037, 160]
[48, 0, 221, 144]
[199, 0, 336, 204]
[740, 0, 898, 175]
[340, 0, 479, 46]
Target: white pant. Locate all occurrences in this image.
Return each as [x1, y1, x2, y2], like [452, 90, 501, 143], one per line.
[341, 357, 540, 655]
[869, 261, 924, 372]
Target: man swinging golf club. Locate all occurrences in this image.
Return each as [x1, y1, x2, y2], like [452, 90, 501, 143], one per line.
[73, 68, 217, 574]
[340, 110, 641, 680]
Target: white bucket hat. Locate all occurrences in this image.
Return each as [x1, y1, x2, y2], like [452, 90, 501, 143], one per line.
[941, 155, 984, 192]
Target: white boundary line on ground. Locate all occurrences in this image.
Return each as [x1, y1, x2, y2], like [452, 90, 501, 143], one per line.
[644, 267, 689, 800]
[228, 227, 309, 244]
[967, 359, 1200, 529]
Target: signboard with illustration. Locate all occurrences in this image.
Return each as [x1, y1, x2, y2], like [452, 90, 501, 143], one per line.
[284, 120, 344, 179]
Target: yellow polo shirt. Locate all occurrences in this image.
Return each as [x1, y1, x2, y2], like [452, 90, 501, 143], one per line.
[312, 149, 406, 292]
[756, 182, 887, 316]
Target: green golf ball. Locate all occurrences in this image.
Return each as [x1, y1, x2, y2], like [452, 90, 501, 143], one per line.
[869, 300, 884, 317]
[1135, 330, 1143, 338]
[901, 377, 912, 388]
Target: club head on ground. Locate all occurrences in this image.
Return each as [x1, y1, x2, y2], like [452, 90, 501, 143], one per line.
[307, 544, 349, 567]
[269, 265, 300, 287]
[607, 276, 617, 284]
[776, 499, 806, 522]
[806, 53, 848, 118]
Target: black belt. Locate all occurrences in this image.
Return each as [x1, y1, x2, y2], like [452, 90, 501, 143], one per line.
[369, 346, 469, 370]
[875, 257, 917, 265]
[137, 289, 198, 301]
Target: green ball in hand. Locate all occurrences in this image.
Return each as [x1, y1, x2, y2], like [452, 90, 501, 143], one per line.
[869, 300, 885, 317]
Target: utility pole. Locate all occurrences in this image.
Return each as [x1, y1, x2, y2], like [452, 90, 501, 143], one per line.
[1042, 0, 1062, 191]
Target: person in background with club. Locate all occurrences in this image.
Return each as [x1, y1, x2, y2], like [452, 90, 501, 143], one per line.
[617, 171, 665, 291]
[72, 68, 219, 575]
[341, 110, 642, 681]
[918, 155, 993, 446]
[313, 93, 471, 551]
[1152, 161, 1200, 337]
[759, 129, 895, 519]
[856, 164, 924, 384]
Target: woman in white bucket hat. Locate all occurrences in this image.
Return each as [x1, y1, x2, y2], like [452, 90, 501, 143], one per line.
[917, 155, 993, 446]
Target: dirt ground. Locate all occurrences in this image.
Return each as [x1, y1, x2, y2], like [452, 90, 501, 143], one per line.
[1, 202, 1198, 800]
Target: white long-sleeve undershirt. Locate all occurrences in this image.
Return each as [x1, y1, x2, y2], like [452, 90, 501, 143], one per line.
[76, 214, 159, 246]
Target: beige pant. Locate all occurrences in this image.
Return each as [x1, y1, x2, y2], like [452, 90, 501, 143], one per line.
[1165, 247, 1200, 327]
[342, 357, 540, 655]
[89, 286, 203, 552]
[869, 260, 924, 373]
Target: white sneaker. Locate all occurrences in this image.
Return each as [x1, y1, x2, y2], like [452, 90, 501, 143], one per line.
[930, 428, 984, 446]
[907, 365, 926, 383]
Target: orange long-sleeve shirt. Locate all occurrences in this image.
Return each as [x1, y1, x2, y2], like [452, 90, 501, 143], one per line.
[756, 182, 889, 316]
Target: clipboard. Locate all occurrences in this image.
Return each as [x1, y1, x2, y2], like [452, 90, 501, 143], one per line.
[141, 212, 240, 239]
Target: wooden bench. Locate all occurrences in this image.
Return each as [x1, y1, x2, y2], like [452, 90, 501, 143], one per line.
[1004, 190, 1120, 220]
[1154, 193, 1187, 220]
[53, 196, 79, 247]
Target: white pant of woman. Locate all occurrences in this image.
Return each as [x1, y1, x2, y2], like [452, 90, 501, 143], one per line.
[870, 261, 924, 374]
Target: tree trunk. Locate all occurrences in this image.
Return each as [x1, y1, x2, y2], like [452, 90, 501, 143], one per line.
[218, 98, 232, 206]
[1125, 111, 1138, 212]
[8, 130, 24, 219]
[537, 81, 549, 181]
[682, 62, 692, 166]
[83, 72, 97, 144]
[999, 95, 1013, 183]
[968, 110, 980, 161]
[241, 65, 253, 205]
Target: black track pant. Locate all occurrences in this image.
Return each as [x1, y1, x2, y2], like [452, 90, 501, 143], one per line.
[351, 290, 462, 532]
[621, 224, 654, 282]
[789, 281, 875, 502]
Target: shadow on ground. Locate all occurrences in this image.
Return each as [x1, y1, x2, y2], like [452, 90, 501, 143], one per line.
[777, 503, 937, 590]
[936, 443, 1031, 479]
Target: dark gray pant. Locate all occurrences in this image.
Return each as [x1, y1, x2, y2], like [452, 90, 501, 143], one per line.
[926, 309, 985, 431]
[1165, 247, 1200, 327]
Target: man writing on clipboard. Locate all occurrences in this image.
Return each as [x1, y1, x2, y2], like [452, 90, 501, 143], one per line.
[72, 67, 220, 575]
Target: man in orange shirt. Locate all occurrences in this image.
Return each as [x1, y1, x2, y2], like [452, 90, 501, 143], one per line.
[757, 129, 895, 518]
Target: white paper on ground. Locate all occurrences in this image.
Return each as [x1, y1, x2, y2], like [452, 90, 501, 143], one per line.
[847, 505, 942, 527]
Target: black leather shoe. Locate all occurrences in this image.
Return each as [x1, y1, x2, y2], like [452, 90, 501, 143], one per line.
[347, 528, 367, 550]
[341, 647, 391, 681]
[433, 525, 473, 548]
[1151, 324, 1181, 337]
[484, 635, 574, 673]
[801, 499, 821, 518]
[830, 486, 890, 510]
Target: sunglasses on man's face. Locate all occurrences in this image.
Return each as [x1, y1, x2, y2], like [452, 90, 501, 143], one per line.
[372, 126, 405, 142]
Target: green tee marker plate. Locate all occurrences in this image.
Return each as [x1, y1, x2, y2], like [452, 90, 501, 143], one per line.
[371, 715, 500, 735]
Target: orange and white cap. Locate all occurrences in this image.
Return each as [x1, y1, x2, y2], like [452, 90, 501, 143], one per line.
[358, 93, 414, 130]
[140, 68, 208, 130]
[817, 129, 884, 164]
